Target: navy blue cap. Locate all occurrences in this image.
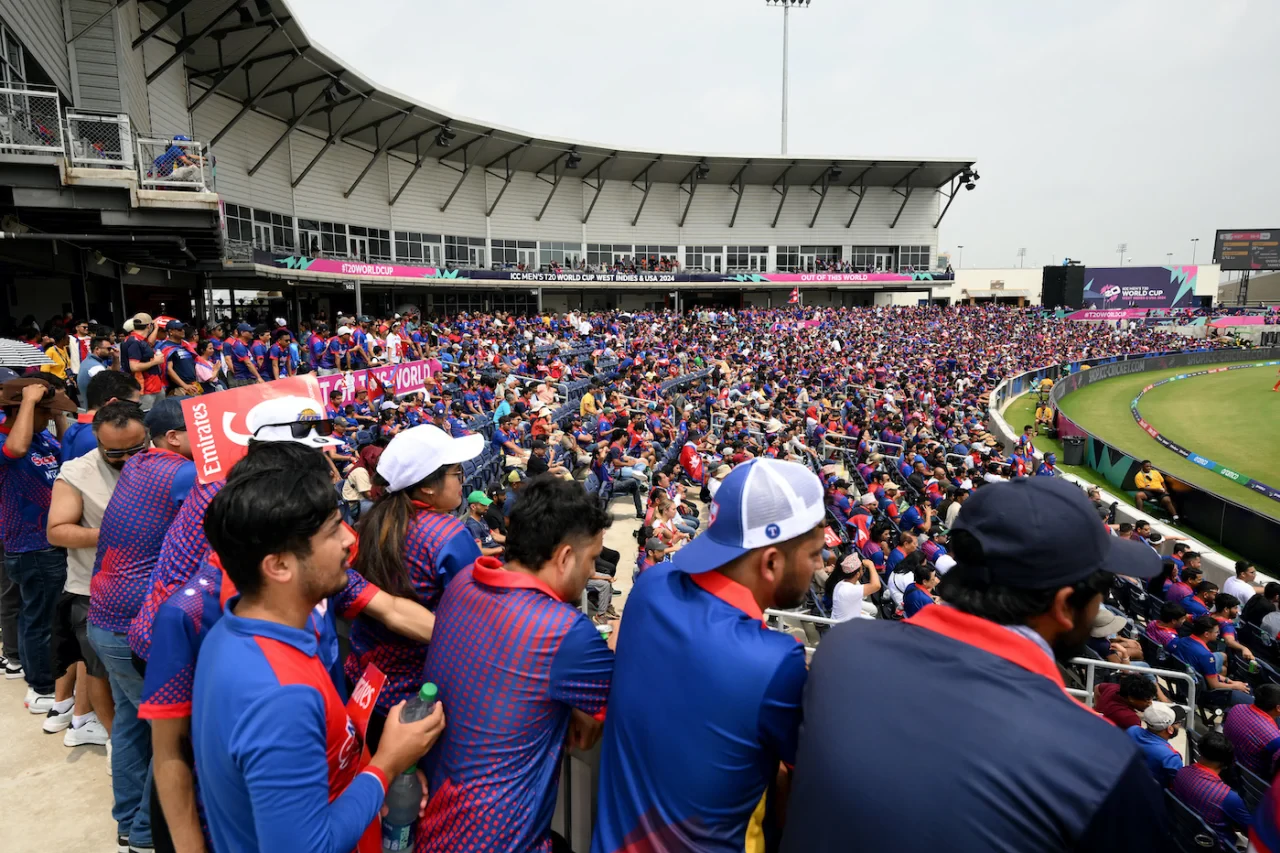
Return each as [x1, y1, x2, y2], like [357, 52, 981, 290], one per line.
[235, 322, 253, 333]
[950, 477, 1161, 588]
[167, 320, 185, 331]
[432, 402, 446, 416]
[144, 397, 186, 435]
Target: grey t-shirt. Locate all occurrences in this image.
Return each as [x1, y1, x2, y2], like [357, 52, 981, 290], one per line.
[55, 452, 121, 596]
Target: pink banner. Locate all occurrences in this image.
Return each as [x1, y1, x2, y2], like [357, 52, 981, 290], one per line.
[313, 359, 434, 406]
[1209, 315, 1267, 327]
[1066, 309, 1150, 321]
[290, 259, 442, 278]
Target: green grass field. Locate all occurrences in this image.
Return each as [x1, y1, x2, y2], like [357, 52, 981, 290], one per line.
[1055, 361, 1280, 520]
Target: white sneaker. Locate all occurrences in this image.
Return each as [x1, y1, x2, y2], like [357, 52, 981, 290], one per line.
[64, 717, 109, 747]
[41, 704, 74, 733]
[106, 738, 112, 776]
[2, 659, 22, 679]
[26, 692, 55, 714]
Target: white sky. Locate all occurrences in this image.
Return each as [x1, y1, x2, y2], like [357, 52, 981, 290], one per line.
[291, 0, 1277, 269]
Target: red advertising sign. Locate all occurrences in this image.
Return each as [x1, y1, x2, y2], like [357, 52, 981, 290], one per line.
[181, 375, 325, 484]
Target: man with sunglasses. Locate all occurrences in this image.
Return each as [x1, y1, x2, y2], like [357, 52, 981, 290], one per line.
[86, 397, 196, 853]
[46, 401, 148, 752]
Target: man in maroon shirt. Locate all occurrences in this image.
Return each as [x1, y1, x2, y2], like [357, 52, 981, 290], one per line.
[1094, 674, 1158, 729]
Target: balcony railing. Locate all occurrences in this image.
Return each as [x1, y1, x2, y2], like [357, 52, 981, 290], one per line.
[0, 86, 63, 157]
[65, 110, 133, 169]
[136, 135, 213, 192]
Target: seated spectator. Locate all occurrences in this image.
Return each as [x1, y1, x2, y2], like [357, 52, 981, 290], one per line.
[1094, 674, 1157, 729]
[1181, 580, 1217, 618]
[1212, 594, 1254, 663]
[1086, 608, 1134, 663]
[1126, 702, 1186, 787]
[1171, 732, 1251, 847]
[1170, 616, 1252, 705]
[902, 563, 938, 618]
[1167, 566, 1202, 604]
[1222, 684, 1280, 777]
[826, 553, 881, 622]
[1248, 582, 1280, 629]
[1224, 561, 1263, 605]
[464, 490, 505, 558]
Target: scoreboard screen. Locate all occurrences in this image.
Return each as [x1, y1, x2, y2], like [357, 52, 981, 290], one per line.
[1213, 229, 1280, 271]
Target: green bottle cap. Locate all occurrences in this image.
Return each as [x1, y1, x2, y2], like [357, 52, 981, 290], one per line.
[403, 763, 417, 775]
[419, 682, 438, 703]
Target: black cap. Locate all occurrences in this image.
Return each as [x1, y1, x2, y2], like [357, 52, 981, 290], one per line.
[144, 397, 187, 435]
[951, 478, 1161, 588]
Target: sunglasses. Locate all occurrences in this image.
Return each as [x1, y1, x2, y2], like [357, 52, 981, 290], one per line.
[102, 440, 150, 459]
[260, 420, 337, 439]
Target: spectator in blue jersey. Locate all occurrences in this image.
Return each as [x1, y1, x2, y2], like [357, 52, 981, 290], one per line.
[781, 477, 1168, 852]
[1167, 565, 1201, 603]
[1171, 731, 1252, 847]
[1, 379, 74, 714]
[1171, 617, 1252, 705]
[594, 458, 823, 853]
[1181, 580, 1217, 619]
[1126, 701, 1185, 787]
[1036, 451, 1059, 477]
[61, 369, 140, 462]
[885, 530, 916, 571]
[349, 424, 484, 748]
[267, 328, 293, 380]
[76, 335, 118, 398]
[192, 465, 445, 853]
[226, 323, 264, 386]
[902, 562, 938, 617]
[87, 397, 195, 852]
[421, 476, 613, 851]
[1222, 684, 1280, 777]
[161, 322, 201, 397]
[463, 490, 504, 558]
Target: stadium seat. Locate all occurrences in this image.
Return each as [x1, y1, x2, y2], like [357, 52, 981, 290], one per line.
[1164, 790, 1233, 853]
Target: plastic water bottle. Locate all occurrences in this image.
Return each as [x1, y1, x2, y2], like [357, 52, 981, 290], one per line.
[381, 683, 438, 851]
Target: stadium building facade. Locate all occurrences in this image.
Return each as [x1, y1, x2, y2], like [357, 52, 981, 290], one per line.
[0, 0, 979, 326]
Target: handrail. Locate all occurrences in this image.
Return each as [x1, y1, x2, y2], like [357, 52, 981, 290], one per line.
[764, 608, 840, 626]
[1068, 656, 1195, 761]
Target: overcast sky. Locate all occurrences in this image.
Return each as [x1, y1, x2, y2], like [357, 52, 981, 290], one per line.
[292, 0, 1276, 270]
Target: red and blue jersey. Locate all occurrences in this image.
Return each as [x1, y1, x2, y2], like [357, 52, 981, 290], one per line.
[61, 412, 98, 461]
[229, 339, 257, 380]
[1126, 726, 1183, 787]
[141, 556, 377, 721]
[89, 449, 196, 633]
[419, 558, 612, 852]
[1171, 764, 1251, 847]
[1222, 703, 1280, 777]
[902, 582, 934, 618]
[192, 599, 389, 853]
[268, 344, 292, 379]
[321, 337, 348, 370]
[129, 479, 223, 659]
[0, 425, 61, 553]
[346, 504, 480, 713]
[592, 565, 806, 853]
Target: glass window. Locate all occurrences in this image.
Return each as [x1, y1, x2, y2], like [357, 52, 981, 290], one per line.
[539, 241, 582, 269]
[444, 235, 484, 267]
[634, 245, 679, 271]
[850, 246, 896, 271]
[776, 245, 800, 272]
[726, 245, 769, 272]
[224, 203, 252, 244]
[587, 244, 632, 268]
[898, 245, 931, 271]
[394, 232, 440, 266]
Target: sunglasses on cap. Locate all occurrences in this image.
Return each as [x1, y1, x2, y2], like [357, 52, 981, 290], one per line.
[258, 419, 337, 439]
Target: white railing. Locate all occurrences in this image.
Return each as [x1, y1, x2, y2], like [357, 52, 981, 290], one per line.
[1069, 657, 1196, 760]
[0, 86, 62, 157]
[65, 110, 133, 168]
[136, 135, 213, 192]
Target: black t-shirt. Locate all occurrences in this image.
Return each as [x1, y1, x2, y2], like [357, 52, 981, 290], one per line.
[526, 454, 549, 478]
[1243, 594, 1276, 627]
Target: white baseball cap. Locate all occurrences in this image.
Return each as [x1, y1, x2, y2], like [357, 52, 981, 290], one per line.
[245, 395, 345, 448]
[337, 325, 353, 336]
[378, 424, 483, 494]
[672, 458, 824, 573]
[935, 554, 957, 574]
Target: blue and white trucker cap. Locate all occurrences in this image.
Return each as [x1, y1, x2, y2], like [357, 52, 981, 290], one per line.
[672, 458, 826, 573]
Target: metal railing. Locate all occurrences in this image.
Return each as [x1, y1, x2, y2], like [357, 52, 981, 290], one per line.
[64, 110, 132, 168]
[1069, 657, 1196, 760]
[136, 135, 213, 192]
[0, 86, 62, 157]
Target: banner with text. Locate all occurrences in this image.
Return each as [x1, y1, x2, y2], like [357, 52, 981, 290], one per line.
[315, 359, 437, 406]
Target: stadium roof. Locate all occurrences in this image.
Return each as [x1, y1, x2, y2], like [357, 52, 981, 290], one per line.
[148, 0, 976, 193]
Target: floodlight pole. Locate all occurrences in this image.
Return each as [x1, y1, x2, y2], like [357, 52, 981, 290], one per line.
[1190, 237, 1199, 264]
[769, 0, 809, 155]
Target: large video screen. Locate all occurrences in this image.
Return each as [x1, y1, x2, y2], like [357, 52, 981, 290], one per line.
[1213, 230, 1280, 271]
[1081, 266, 1199, 309]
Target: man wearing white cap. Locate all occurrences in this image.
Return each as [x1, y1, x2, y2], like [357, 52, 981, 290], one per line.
[1126, 701, 1186, 787]
[593, 458, 825, 852]
[349, 424, 485, 747]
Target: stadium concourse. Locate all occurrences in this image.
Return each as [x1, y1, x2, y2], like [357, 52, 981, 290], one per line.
[1, 303, 1271, 853]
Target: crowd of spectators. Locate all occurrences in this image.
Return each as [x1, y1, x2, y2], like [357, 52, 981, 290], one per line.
[0, 302, 1262, 852]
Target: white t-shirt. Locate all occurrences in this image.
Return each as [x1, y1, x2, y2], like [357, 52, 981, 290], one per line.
[385, 332, 402, 363]
[55, 452, 121, 596]
[1223, 576, 1257, 605]
[832, 582, 875, 622]
[887, 570, 913, 608]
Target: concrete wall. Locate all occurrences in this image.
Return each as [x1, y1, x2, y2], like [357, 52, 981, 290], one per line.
[941, 267, 1044, 304]
[65, 0, 121, 112]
